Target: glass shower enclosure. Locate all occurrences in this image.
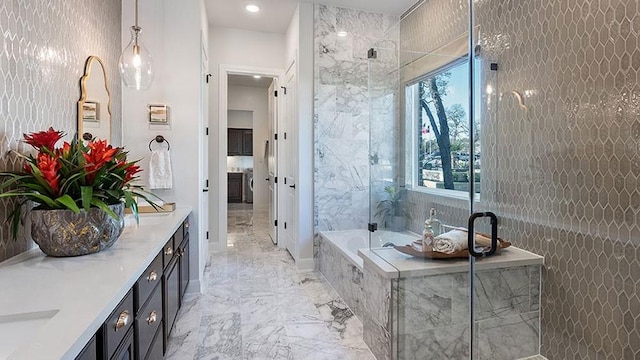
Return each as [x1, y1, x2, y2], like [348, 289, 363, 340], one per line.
[366, 1, 544, 359]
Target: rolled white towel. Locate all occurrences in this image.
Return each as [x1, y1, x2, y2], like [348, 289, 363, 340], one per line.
[432, 229, 468, 254]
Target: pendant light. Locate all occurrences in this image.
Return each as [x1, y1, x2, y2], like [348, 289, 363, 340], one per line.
[119, 0, 153, 90]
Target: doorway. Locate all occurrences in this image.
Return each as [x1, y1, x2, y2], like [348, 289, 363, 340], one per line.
[216, 66, 282, 252]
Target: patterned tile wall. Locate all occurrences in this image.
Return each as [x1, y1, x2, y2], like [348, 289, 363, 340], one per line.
[313, 4, 398, 231]
[0, 0, 122, 262]
[399, 0, 640, 358]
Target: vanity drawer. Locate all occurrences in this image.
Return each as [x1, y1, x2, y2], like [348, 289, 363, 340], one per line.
[135, 252, 163, 312]
[162, 236, 175, 270]
[136, 285, 163, 360]
[102, 289, 134, 360]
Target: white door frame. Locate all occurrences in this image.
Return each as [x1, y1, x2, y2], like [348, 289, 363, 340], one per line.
[217, 64, 283, 250]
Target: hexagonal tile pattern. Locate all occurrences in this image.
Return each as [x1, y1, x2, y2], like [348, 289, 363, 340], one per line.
[397, 0, 640, 358]
[0, 0, 121, 262]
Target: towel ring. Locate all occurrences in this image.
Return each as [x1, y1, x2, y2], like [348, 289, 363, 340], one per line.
[149, 135, 170, 151]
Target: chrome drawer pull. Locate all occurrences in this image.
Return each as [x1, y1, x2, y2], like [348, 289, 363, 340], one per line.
[115, 310, 130, 331]
[147, 270, 158, 282]
[165, 247, 173, 256]
[147, 310, 157, 325]
[184, 222, 189, 229]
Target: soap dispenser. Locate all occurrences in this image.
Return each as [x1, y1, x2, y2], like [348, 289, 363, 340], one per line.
[422, 208, 442, 251]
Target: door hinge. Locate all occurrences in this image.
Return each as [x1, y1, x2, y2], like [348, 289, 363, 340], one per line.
[205, 179, 209, 187]
[206, 231, 209, 239]
[284, 132, 287, 140]
[275, 220, 278, 227]
[275, 133, 278, 140]
[275, 177, 277, 184]
[284, 222, 287, 229]
[284, 178, 287, 185]
[280, 86, 287, 95]
[206, 127, 209, 135]
[206, 73, 212, 83]
[274, 90, 278, 97]
[368, 223, 378, 232]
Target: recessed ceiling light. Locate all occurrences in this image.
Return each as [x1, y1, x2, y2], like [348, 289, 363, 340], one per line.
[245, 4, 260, 13]
[337, 31, 348, 37]
[253, 75, 262, 79]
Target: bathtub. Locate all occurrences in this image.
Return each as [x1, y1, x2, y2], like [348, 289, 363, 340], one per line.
[316, 228, 419, 320]
[319, 229, 419, 270]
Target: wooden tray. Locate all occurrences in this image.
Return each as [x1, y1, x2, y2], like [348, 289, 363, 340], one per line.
[124, 202, 176, 214]
[393, 234, 511, 259]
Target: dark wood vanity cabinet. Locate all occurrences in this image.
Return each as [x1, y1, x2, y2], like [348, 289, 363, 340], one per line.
[134, 252, 163, 360]
[228, 173, 243, 203]
[163, 219, 190, 353]
[77, 219, 190, 360]
[76, 335, 97, 360]
[228, 128, 253, 156]
[163, 256, 180, 351]
[111, 328, 135, 360]
[99, 290, 135, 359]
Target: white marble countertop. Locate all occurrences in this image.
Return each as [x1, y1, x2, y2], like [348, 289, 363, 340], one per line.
[358, 245, 544, 279]
[0, 207, 191, 360]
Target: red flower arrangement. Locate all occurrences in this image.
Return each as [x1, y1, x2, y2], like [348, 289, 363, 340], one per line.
[0, 128, 157, 238]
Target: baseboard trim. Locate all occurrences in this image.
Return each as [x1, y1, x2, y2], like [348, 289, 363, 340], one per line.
[186, 279, 201, 294]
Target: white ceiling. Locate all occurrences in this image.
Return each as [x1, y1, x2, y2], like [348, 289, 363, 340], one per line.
[205, 0, 417, 34]
[228, 74, 274, 88]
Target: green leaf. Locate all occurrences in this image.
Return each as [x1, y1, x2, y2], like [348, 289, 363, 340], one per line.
[11, 192, 57, 208]
[10, 206, 22, 241]
[80, 186, 93, 211]
[55, 194, 80, 213]
[90, 199, 118, 219]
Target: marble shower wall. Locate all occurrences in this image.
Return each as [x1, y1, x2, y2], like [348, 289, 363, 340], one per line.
[0, 0, 122, 262]
[313, 4, 399, 231]
[400, 0, 640, 358]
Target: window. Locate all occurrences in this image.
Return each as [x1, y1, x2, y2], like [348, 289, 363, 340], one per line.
[406, 60, 481, 194]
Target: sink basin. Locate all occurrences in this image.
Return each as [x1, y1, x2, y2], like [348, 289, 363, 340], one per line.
[0, 309, 59, 359]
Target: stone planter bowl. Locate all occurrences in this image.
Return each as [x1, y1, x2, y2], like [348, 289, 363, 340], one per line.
[30, 203, 125, 257]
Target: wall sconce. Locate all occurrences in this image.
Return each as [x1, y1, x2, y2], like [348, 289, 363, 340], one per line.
[119, 0, 154, 90]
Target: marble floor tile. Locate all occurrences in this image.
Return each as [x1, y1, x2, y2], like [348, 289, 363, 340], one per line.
[165, 208, 375, 359]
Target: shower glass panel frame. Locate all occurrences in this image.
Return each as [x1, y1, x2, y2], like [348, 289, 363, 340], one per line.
[366, 1, 542, 359]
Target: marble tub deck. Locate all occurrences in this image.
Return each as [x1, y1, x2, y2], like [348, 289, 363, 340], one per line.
[164, 208, 375, 360]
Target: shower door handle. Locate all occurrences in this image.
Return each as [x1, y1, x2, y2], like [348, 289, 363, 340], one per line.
[467, 212, 498, 257]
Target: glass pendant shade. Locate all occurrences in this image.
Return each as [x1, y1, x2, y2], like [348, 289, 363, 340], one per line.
[119, 26, 154, 90]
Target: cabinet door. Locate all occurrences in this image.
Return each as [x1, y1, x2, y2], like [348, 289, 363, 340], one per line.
[227, 173, 242, 203]
[242, 130, 253, 155]
[179, 238, 190, 299]
[163, 259, 180, 349]
[227, 129, 243, 155]
[145, 325, 164, 360]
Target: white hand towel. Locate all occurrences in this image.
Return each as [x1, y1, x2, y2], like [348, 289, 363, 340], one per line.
[432, 230, 468, 254]
[149, 149, 173, 189]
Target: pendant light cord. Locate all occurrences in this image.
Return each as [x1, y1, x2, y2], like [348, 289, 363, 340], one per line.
[135, 0, 139, 28]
